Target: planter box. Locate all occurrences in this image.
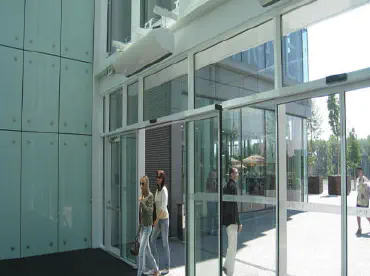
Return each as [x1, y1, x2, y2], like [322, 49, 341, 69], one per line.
[308, 176, 323, 195]
[328, 175, 351, 196]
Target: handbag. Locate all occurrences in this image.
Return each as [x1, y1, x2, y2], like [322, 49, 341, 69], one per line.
[130, 231, 140, 256]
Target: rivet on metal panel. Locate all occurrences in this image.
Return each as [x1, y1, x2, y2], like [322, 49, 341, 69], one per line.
[11, 247, 15, 251]
[15, 36, 19, 41]
[50, 121, 54, 126]
[14, 57, 17, 62]
[64, 142, 67, 146]
[12, 140, 16, 144]
[64, 122, 67, 127]
[29, 39, 33, 44]
[29, 60, 32, 64]
[65, 65, 68, 70]
[65, 47, 68, 52]
[52, 44, 56, 48]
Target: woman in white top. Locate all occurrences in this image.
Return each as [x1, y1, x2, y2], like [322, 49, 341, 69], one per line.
[150, 170, 170, 275]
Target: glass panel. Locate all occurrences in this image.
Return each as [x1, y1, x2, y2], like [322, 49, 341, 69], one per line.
[345, 87, 370, 275]
[24, 0, 61, 55]
[59, 134, 92, 252]
[60, 59, 92, 134]
[195, 22, 274, 109]
[121, 133, 137, 263]
[61, 0, 94, 62]
[222, 104, 277, 275]
[109, 89, 123, 131]
[0, 131, 21, 259]
[141, 0, 176, 28]
[110, 142, 121, 251]
[145, 123, 186, 274]
[23, 52, 60, 132]
[284, 94, 342, 275]
[0, 0, 24, 48]
[107, 0, 131, 54]
[21, 133, 58, 257]
[127, 82, 139, 126]
[144, 62, 188, 121]
[282, 3, 370, 86]
[0, 46, 23, 130]
[190, 117, 220, 275]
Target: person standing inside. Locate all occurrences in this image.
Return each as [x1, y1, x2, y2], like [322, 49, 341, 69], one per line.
[150, 170, 170, 275]
[137, 176, 160, 276]
[356, 167, 370, 236]
[222, 167, 242, 276]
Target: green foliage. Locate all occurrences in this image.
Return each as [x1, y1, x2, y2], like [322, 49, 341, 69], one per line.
[327, 95, 340, 139]
[327, 135, 340, 176]
[347, 128, 361, 179]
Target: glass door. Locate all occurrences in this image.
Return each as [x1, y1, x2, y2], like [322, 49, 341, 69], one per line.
[107, 137, 121, 256]
[106, 133, 137, 264]
[185, 111, 222, 276]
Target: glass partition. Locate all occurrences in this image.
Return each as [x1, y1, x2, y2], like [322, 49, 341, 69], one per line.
[195, 21, 275, 109]
[121, 133, 137, 263]
[282, 94, 342, 275]
[222, 103, 277, 275]
[345, 87, 370, 276]
[282, 2, 370, 86]
[143, 60, 188, 121]
[109, 89, 122, 131]
[127, 82, 138, 126]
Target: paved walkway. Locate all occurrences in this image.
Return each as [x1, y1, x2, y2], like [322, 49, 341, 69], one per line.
[156, 181, 370, 275]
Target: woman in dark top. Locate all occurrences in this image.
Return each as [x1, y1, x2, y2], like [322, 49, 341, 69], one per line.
[137, 176, 160, 276]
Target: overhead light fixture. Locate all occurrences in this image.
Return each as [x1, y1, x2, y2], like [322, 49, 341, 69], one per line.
[259, 0, 281, 7]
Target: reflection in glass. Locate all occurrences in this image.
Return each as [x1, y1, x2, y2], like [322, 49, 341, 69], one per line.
[127, 82, 138, 126]
[195, 42, 275, 109]
[109, 89, 122, 131]
[285, 94, 341, 275]
[121, 133, 137, 263]
[110, 142, 121, 252]
[346, 88, 370, 276]
[144, 74, 188, 121]
[282, 3, 370, 86]
[192, 117, 220, 275]
[222, 105, 276, 275]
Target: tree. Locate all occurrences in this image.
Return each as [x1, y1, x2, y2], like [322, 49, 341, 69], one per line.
[327, 95, 340, 174]
[328, 135, 340, 176]
[306, 101, 323, 175]
[314, 140, 328, 177]
[347, 128, 361, 181]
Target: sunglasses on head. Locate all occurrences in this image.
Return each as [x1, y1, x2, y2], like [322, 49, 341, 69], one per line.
[140, 182, 144, 186]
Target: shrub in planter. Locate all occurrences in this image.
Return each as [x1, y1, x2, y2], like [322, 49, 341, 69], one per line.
[308, 176, 323, 194]
[328, 175, 351, 195]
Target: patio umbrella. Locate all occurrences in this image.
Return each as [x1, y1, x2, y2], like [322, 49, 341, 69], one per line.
[243, 155, 265, 166]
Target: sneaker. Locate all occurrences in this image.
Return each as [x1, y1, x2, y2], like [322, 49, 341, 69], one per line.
[356, 228, 362, 236]
[144, 270, 155, 275]
[222, 267, 228, 275]
[161, 269, 169, 275]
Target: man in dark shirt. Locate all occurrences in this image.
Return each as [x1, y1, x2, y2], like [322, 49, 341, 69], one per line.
[222, 167, 242, 276]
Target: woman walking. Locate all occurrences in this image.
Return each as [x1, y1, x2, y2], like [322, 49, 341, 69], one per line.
[150, 170, 170, 275]
[137, 176, 160, 276]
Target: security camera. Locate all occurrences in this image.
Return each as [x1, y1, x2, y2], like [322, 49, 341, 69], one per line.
[259, 0, 281, 7]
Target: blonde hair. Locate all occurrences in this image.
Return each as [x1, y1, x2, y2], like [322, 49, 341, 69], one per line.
[140, 176, 150, 199]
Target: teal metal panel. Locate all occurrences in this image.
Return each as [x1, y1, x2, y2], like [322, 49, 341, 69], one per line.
[60, 59, 92, 134]
[23, 52, 60, 132]
[21, 132, 58, 257]
[61, 0, 94, 62]
[0, 131, 21, 259]
[59, 134, 92, 252]
[0, 47, 23, 130]
[25, 0, 61, 55]
[0, 0, 24, 48]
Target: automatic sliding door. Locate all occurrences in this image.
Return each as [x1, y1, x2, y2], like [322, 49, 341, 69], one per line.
[222, 104, 277, 276]
[121, 133, 137, 264]
[186, 115, 221, 276]
[279, 94, 343, 275]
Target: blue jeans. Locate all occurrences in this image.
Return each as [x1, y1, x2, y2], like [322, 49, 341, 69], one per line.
[150, 218, 170, 269]
[137, 226, 158, 276]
